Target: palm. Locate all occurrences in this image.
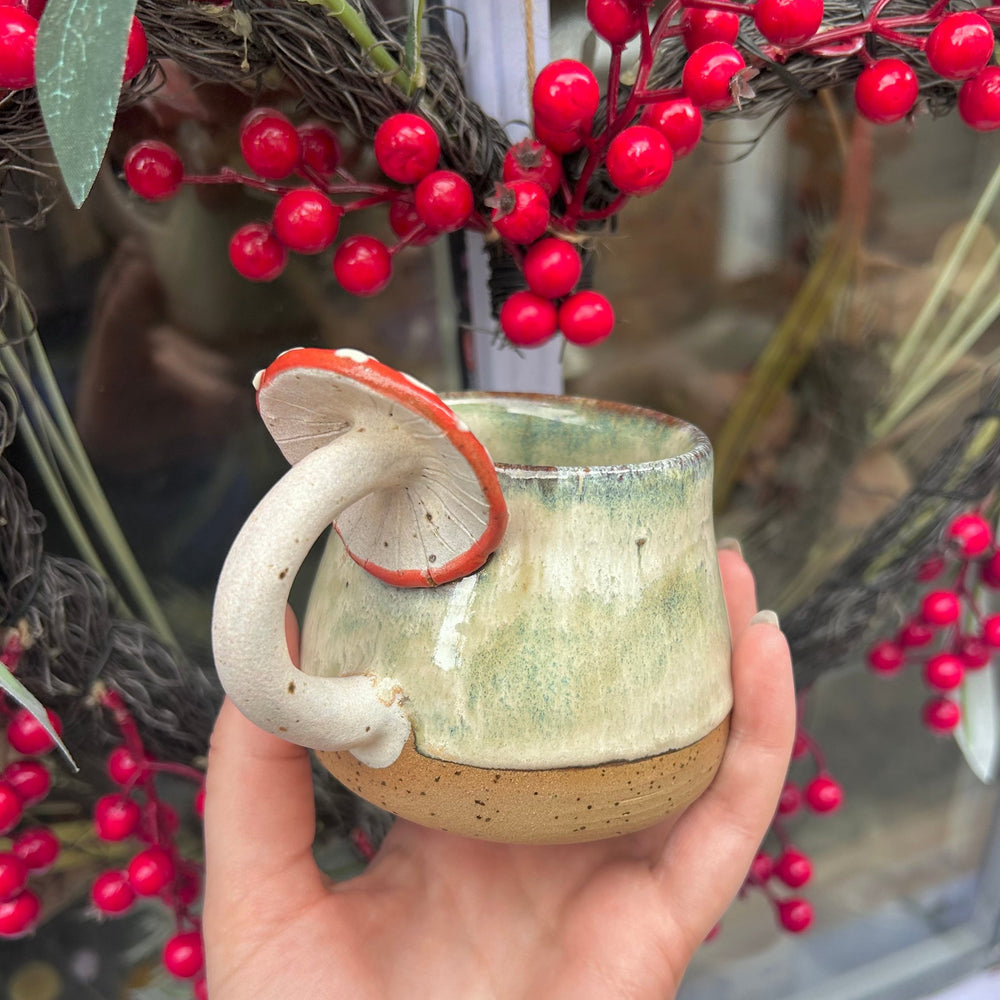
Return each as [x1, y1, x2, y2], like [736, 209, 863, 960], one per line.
[204, 551, 794, 1000]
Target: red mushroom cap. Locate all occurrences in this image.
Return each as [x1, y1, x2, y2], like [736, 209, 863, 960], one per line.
[254, 348, 508, 587]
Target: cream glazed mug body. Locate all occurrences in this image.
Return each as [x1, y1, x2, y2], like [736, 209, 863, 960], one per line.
[301, 393, 733, 843]
[213, 350, 733, 845]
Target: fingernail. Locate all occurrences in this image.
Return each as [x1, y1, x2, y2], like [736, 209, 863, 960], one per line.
[750, 609, 780, 628]
[717, 537, 743, 558]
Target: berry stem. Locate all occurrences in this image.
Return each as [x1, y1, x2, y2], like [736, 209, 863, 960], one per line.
[606, 44, 623, 132]
[148, 760, 206, 784]
[678, 0, 750, 14]
[184, 168, 291, 196]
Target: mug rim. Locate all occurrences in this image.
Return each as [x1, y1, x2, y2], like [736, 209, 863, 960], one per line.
[440, 391, 713, 477]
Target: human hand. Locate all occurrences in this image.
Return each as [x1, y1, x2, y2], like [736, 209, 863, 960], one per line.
[203, 547, 795, 1000]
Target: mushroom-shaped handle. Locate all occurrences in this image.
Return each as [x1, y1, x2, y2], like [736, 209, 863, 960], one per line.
[211, 348, 508, 768]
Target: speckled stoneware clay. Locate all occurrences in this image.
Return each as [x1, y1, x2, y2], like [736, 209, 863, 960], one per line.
[213, 351, 732, 845]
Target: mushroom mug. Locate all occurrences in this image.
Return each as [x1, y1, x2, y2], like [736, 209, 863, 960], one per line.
[213, 348, 732, 844]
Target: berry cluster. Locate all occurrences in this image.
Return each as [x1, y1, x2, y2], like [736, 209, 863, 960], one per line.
[0, 638, 62, 939]
[121, 1, 1000, 351]
[0, 0, 147, 91]
[125, 109, 480, 298]
[90, 686, 207, 998]
[732, 721, 844, 935]
[867, 510, 999, 735]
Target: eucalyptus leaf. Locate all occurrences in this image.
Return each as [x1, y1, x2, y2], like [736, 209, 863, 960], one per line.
[954, 573, 999, 783]
[0, 665, 77, 770]
[956, 662, 999, 783]
[36, 0, 138, 208]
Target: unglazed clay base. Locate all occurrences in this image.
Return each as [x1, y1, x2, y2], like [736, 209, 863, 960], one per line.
[318, 716, 730, 845]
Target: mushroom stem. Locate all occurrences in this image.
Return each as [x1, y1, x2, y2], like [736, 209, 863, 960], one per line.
[212, 431, 416, 768]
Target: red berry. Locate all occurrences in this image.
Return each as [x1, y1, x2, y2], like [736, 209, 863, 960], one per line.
[228, 223, 287, 283]
[804, 774, 843, 813]
[924, 653, 965, 691]
[606, 125, 673, 196]
[193, 979, 209, 1000]
[959, 67, 1000, 131]
[6, 707, 60, 756]
[0, 781, 23, 835]
[388, 198, 435, 246]
[239, 108, 301, 180]
[0, 852, 27, 902]
[124, 141, 184, 201]
[532, 118, 587, 155]
[173, 866, 201, 907]
[128, 846, 175, 896]
[91, 870, 135, 915]
[374, 113, 440, 184]
[94, 794, 141, 842]
[586, 0, 646, 45]
[916, 555, 946, 581]
[925, 12, 993, 81]
[0, 633, 21, 668]
[107, 746, 144, 786]
[194, 784, 206, 819]
[0, 7, 37, 90]
[774, 848, 813, 888]
[868, 640, 905, 675]
[155, 802, 180, 837]
[777, 779, 802, 816]
[12, 827, 59, 872]
[945, 512, 993, 557]
[523, 238, 582, 299]
[921, 590, 961, 627]
[558, 291, 615, 346]
[503, 138, 564, 197]
[983, 614, 1000, 647]
[982, 550, 1000, 588]
[754, 0, 823, 47]
[333, 235, 392, 296]
[499, 291, 558, 348]
[491, 180, 550, 244]
[898, 620, 935, 648]
[532, 58, 600, 132]
[123, 16, 147, 81]
[163, 930, 205, 979]
[923, 696, 960, 734]
[680, 8, 740, 53]
[414, 170, 474, 233]
[2, 761, 50, 806]
[682, 42, 747, 112]
[777, 898, 813, 933]
[854, 58, 919, 125]
[956, 635, 991, 669]
[791, 732, 809, 759]
[639, 99, 703, 158]
[0, 888, 40, 938]
[272, 188, 342, 254]
[297, 122, 342, 175]
[749, 851, 773, 884]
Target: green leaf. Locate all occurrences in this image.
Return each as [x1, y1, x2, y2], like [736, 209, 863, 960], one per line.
[955, 575, 999, 784]
[36, 0, 138, 208]
[403, 0, 426, 96]
[0, 664, 77, 771]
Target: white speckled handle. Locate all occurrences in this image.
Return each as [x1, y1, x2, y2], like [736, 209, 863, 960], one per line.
[212, 432, 415, 768]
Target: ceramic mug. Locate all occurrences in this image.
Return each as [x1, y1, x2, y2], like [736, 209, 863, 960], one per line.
[213, 350, 732, 844]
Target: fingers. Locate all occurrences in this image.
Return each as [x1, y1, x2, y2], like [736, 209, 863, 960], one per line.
[652, 614, 795, 948]
[718, 546, 758, 642]
[203, 611, 325, 924]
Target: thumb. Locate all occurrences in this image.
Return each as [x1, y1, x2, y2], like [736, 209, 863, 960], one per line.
[204, 610, 325, 918]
